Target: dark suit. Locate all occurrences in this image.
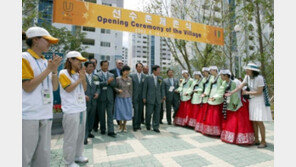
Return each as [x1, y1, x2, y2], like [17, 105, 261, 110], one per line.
[109, 68, 121, 125]
[85, 73, 100, 140]
[93, 69, 101, 131]
[142, 75, 165, 130]
[130, 73, 146, 129]
[97, 71, 116, 133]
[162, 78, 180, 123]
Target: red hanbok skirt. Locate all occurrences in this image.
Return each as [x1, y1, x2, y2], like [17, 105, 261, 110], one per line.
[221, 100, 255, 145]
[174, 100, 191, 126]
[187, 103, 202, 127]
[194, 103, 208, 132]
[201, 104, 223, 136]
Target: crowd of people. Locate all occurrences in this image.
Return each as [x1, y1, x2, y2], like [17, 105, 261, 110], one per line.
[22, 26, 273, 167]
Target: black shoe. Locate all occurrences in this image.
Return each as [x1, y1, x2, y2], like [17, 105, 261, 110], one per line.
[94, 129, 98, 132]
[88, 133, 95, 138]
[108, 132, 117, 138]
[160, 121, 163, 124]
[101, 131, 106, 135]
[146, 127, 151, 130]
[138, 127, 142, 130]
[168, 122, 172, 125]
[84, 139, 88, 145]
[153, 129, 160, 133]
[133, 128, 138, 132]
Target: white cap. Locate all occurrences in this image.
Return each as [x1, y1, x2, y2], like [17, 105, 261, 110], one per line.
[202, 67, 210, 72]
[182, 70, 189, 74]
[193, 71, 202, 76]
[219, 69, 232, 75]
[244, 62, 260, 72]
[25, 27, 59, 44]
[66, 51, 87, 62]
[209, 66, 218, 71]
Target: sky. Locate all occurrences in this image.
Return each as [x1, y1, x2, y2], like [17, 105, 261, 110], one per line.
[122, 0, 146, 48]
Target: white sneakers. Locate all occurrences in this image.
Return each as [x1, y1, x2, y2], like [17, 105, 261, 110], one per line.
[67, 162, 80, 167]
[75, 156, 89, 163]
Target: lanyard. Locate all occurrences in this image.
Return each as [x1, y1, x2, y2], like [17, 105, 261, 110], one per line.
[34, 59, 50, 89]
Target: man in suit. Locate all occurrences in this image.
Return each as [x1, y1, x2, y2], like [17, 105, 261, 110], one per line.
[84, 62, 100, 144]
[130, 63, 146, 131]
[109, 59, 123, 126]
[90, 58, 100, 132]
[97, 60, 116, 137]
[142, 65, 149, 124]
[142, 65, 165, 133]
[161, 69, 180, 125]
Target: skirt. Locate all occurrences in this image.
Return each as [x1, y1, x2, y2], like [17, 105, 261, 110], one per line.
[221, 100, 255, 145]
[201, 104, 223, 136]
[174, 100, 191, 126]
[114, 97, 133, 121]
[194, 103, 208, 132]
[249, 96, 273, 121]
[187, 103, 202, 127]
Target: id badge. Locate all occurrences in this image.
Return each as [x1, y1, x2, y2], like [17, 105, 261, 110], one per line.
[94, 81, 100, 85]
[142, 78, 145, 82]
[42, 89, 51, 104]
[127, 82, 131, 86]
[169, 86, 174, 92]
[77, 93, 84, 104]
[103, 87, 108, 90]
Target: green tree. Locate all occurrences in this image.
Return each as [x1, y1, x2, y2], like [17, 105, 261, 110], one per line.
[22, 0, 87, 54]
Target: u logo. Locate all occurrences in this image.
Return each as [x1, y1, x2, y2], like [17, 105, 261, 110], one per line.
[63, 1, 73, 12]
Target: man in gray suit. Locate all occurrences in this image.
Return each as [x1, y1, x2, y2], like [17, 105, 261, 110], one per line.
[130, 63, 146, 131]
[162, 69, 180, 125]
[143, 65, 165, 133]
[97, 60, 116, 137]
[84, 62, 100, 144]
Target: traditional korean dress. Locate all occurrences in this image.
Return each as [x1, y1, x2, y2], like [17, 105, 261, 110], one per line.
[174, 77, 194, 126]
[219, 80, 255, 144]
[201, 75, 223, 136]
[186, 78, 203, 127]
[194, 75, 211, 132]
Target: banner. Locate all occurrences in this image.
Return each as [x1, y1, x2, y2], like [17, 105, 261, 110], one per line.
[53, 0, 224, 45]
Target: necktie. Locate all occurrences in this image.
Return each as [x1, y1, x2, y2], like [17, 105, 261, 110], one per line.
[170, 78, 173, 86]
[138, 73, 141, 83]
[154, 76, 157, 86]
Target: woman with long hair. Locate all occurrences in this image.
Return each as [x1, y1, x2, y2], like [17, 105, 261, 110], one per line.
[226, 63, 273, 148]
[59, 51, 89, 167]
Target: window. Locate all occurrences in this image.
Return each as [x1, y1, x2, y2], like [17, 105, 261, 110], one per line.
[102, 3, 112, 6]
[101, 55, 105, 60]
[85, 0, 96, 3]
[101, 29, 111, 34]
[106, 56, 110, 61]
[82, 26, 95, 32]
[100, 42, 111, 47]
[82, 39, 95, 46]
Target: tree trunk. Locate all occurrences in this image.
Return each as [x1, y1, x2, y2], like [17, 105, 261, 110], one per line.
[255, 0, 266, 77]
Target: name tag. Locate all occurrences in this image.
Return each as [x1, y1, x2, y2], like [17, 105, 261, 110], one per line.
[94, 81, 100, 85]
[142, 79, 145, 82]
[103, 87, 108, 90]
[42, 89, 51, 104]
[169, 86, 174, 92]
[77, 93, 84, 104]
[127, 82, 131, 86]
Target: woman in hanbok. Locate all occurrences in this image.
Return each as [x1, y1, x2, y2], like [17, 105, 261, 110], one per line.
[195, 67, 211, 132]
[215, 70, 255, 145]
[174, 70, 194, 126]
[186, 71, 203, 127]
[226, 63, 273, 148]
[201, 66, 223, 136]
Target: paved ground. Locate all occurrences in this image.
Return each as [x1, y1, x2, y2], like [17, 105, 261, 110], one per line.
[50, 120, 274, 167]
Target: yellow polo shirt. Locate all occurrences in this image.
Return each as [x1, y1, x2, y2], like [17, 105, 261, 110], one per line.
[22, 49, 53, 120]
[59, 69, 86, 113]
